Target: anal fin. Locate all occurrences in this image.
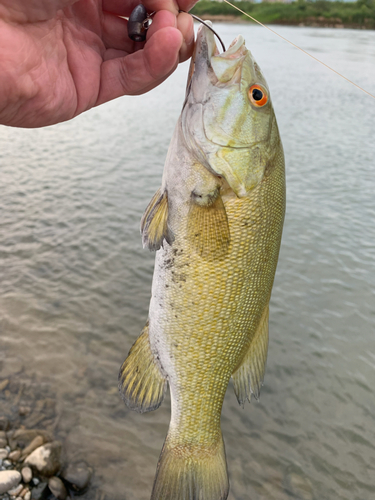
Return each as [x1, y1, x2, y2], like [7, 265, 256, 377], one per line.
[232, 304, 269, 406]
[141, 188, 173, 251]
[188, 189, 230, 260]
[118, 322, 167, 413]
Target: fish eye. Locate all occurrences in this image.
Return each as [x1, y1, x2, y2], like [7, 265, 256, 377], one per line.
[248, 85, 268, 107]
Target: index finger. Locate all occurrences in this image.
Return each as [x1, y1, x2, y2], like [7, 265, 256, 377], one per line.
[102, 0, 198, 17]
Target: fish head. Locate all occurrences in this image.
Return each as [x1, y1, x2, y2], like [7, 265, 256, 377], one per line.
[182, 23, 281, 197]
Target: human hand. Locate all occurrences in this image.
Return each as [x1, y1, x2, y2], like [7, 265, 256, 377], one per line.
[0, 0, 196, 127]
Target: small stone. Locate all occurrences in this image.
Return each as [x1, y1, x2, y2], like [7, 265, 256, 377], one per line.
[24, 442, 61, 477]
[7, 484, 23, 496]
[29, 481, 47, 500]
[61, 461, 91, 491]
[0, 379, 9, 391]
[0, 418, 10, 432]
[48, 477, 67, 500]
[0, 432, 7, 448]
[19, 486, 29, 498]
[24, 492, 31, 500]
[8, 450, 21, 462]
[0, 470, 21, 495]
[3, 460, 11, 467]
[18, 407, 31, 417]
[0, 449, 8, 460]
[20, 437, 44, 460]
[21, 467, 32, 484]
[32, 478, 39, 486]
[8, 430, 51, 452]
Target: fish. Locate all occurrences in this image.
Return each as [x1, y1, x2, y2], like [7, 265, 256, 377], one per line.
[118, 21, 286, 500]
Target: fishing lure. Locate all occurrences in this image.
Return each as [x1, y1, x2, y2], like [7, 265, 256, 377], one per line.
[127, 4, 152, 42]
[127, 5, 226, 52]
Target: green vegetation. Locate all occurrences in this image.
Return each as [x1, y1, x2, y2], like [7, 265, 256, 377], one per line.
[191, 0, 375, 29]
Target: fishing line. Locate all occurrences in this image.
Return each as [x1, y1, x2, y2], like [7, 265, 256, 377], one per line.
[186, 12, 226, 52]
[221, 0, 375, 100]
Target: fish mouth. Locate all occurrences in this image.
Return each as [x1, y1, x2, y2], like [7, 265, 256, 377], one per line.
[186, 23, 247, 93]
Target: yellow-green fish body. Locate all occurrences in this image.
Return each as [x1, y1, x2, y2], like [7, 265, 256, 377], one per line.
[119, 23, 285, 500]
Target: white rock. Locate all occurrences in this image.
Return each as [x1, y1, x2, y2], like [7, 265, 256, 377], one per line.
[21, 466, 32, 483]
[0, 449, 8, 460]
[24, 442, 61, 477]
[0, 470, 21, 495]
[24, 492, 31, 500]
[8, 450, 21, 462]
[7, 483, 23, 496]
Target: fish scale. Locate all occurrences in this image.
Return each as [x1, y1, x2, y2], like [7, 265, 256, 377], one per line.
[119, 22, 285, 500]
[154, 162, 284, 441]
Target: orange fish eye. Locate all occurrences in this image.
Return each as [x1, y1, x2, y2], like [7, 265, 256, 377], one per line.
[248, 85, 268, 107]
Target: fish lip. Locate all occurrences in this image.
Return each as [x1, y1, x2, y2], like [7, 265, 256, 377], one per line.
[192, 23, 246, 69]
[185, 23, 247, 104]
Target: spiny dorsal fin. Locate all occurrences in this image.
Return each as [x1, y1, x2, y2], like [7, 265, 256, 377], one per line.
[232, 304, 269, 406]
[118, 322, 167, 413]
[187, 189, 230, 260]
[141, 188, 173, 251]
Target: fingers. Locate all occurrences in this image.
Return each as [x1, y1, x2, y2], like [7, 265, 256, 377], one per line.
[176, 11, 194, 62]
[101, 9, 177, 54]
[101, 12, 134, 53]
[97, 26, 183, 104]
[102, 0, 198, 17]
[146, 10, 193, 61]
[102, 0, 178, 17]
[101, 9, 194, 62]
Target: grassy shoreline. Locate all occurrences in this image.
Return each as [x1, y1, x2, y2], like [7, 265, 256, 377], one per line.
[191, 0, 375, 30]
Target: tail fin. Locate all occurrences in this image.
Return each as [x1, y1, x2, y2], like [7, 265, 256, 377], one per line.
[151, 433, 229, 500]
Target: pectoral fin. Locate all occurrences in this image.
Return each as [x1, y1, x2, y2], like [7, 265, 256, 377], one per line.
[188, 190, 230, 260]
[141, 188, 173, 251]
[232, 304, 269, 406]
[118, 322, 167, 413]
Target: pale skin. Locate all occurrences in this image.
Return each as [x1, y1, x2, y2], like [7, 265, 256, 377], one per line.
[0, 0, 196, 128]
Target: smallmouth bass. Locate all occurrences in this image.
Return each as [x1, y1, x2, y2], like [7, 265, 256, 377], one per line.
[119, 22, 285, 500]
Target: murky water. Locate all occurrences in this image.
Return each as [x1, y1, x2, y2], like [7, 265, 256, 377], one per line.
[1, 24, 375, 500]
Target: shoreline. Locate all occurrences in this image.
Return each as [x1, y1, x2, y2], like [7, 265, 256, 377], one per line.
[198, 14, 373, 30]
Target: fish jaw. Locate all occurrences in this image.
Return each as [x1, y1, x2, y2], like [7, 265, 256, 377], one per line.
[182, 24, 280, 198]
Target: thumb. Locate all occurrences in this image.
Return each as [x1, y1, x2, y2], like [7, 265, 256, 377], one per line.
[97, 26, 183, 103]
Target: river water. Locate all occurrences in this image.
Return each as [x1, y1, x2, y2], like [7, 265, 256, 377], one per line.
[1, 24, 375, 500]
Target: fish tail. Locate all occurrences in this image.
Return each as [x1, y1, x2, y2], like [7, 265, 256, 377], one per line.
[151, 432, 229, 500]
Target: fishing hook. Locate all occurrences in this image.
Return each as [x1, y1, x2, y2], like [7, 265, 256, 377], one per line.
[179, 11, 226, 53]
[127, 5, 226, 53]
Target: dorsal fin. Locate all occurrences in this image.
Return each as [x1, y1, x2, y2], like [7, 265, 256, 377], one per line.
[141, 188, 173, 251]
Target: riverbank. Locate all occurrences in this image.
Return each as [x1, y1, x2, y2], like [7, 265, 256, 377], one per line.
[0, 376, 94, 500]
[191, 0, 375, 30]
